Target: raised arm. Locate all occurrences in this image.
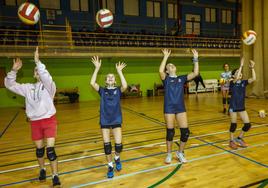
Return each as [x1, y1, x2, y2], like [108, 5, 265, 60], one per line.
[248, 60, 256, 84]
[159, 49, 171, 80]
[90, 56, 101, 91]
[187, 49, 199, 81]
[34, 47, 56, 97]
[4, 58, 27, 97]
[233, 57, 244, 83]
[116, 62, 127, 92]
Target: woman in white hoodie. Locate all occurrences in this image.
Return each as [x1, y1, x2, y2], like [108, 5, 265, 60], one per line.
[4, 47, 61, 187]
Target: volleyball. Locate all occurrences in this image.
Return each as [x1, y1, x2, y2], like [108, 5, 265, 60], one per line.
[258, 110, 266, 118]
[242, 30, 257, 45]
[96, 9, 113, 28]
[220, 78, 225, 85]
[18, 2, 40, 25]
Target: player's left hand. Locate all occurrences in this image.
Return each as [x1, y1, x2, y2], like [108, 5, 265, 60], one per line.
[116, 62, 127, 72]
[191, 49, 198, 59]
[249, 60, 255, 68]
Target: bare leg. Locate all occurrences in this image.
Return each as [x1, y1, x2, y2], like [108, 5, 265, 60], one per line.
[230, 112, 237, 140]
[34, 139, 45, 169]
[101, 128, 112, 164]
[238, 111, 250, 138]
[175, 112, 188, 153]
[164, 114, 176, 154]
[46, 138, 58, 175]
[112, 127, 122, 157]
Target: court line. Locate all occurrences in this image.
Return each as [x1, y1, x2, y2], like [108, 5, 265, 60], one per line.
[71, 141, 268, 188]
[240, 178, 268, 188]
[1, 140, 268, 187]
[196, 137, 268, 168]
[257, 179, 268, 188]
[0, 111, 19, 138]
[1, 124, 267, 173]
[147, 164, 182, 188]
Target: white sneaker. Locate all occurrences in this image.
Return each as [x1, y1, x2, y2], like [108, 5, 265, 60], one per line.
[176, 151, 188, 163]
[165, 153, 172, 164]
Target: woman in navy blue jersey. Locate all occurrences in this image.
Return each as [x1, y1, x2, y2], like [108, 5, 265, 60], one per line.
[159, 49, 199, 164]
[228, 58, 256, 149]
[90, 56, 127, 178]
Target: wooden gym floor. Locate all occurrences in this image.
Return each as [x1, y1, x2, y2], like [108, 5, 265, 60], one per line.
[0, 93, 267, 188]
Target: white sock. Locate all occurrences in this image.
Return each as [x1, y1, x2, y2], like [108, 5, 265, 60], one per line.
[52, 174, 58, 178]
[108, 162, 113, 168]
[167, 153, 172, 157]
[114, 155, 120, 160]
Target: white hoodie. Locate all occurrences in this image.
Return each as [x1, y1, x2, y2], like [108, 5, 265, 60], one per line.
[4, 61, 56, 121]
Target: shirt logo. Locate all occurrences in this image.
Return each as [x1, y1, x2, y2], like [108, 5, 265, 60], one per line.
[178, 79, 181, 82]
[114, 90, 117, 95]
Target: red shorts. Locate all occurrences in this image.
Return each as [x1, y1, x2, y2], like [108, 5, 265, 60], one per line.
[30, 115, 57, 141]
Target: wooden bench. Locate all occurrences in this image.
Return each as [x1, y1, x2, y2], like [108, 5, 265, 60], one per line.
[188, 79, 219, 93]
[121, 84, 142, 98]
[54, 87, 79, 104]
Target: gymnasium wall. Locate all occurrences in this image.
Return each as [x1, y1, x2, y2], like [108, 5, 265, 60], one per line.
[0, 57, 239, 107]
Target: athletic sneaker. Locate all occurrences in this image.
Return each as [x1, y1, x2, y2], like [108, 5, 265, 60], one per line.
[115, 158, 122, 171]
[107, 166, 114, 178]
[38, 169, 46, 182]
[165, 153, 172, 164]
[235, 137, 248, 148]
[176, 151, 187, 163]
[52, 175, 61, 187]
[229, 140, 238, 150]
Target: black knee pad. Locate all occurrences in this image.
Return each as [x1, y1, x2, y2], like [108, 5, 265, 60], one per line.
[166, 128, 175, 141]
[104, 142, 112, 155]
[222, 98, 226, 104]
[242, 123, 251, 132]
[36, 147, 45, 158]
[46, 147, 57, 161]
[229, 123, 237, 133]
[180, 128, 190, 142]
[115, 143, 123, 153]
[227, 97, 230, 104]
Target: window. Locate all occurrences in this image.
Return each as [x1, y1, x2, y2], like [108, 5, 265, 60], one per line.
[70, 0, 89, 12]
[102, 0, 115, 13]
[205, 8, 216, 23]
[222, 9, 232, 24]
[147, 1, 161, 18]
[168, 3, 177, 19]
[39, 0, 60, 9]
[123, 0, 139, 16]
[4, 0, 24, 6]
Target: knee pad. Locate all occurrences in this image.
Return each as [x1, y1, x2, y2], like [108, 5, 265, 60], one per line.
[242, 123, 251, 132]
[222, 98, 226, 104]
[166, 128, 175, 141]
[46, 147, 57, 161]
[229, 123, 237, 133]
[180, 128, 190, 142]
[104, 142, 112, 155]
[115, 143, 123, 153]
[36, 147, 45, 158]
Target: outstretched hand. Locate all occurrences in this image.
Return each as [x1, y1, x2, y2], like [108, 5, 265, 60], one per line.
[116, 61, 127, 72]
[191, 49, 198, 59]
[34, 46, 39, 63]
[91, 56, 101, 69]
[12, 58, 22, 71]
[249, 60, 255, 69]
[161, 48, 171, 58]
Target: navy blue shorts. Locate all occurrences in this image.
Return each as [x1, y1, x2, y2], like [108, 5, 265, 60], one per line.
[101, 124, 121, 129]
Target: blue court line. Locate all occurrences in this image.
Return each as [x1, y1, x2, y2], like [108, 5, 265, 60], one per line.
[195, 137, 268, 168]
[0, 111, 19, 138]
[1, 131, 268, 187]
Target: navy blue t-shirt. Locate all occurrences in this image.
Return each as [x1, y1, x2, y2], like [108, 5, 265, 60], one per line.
[229, 80, 248, 112]
[98, 87, 122, 125]
[163, 75, 188, 114]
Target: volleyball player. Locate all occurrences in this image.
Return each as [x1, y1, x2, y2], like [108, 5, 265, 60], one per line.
[4, 47, 61, 187]
[228, 58, 256, 149]
[220, 63, 232, 113]
[90, 56, 127, 178]
[159, 48, 199, 164]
